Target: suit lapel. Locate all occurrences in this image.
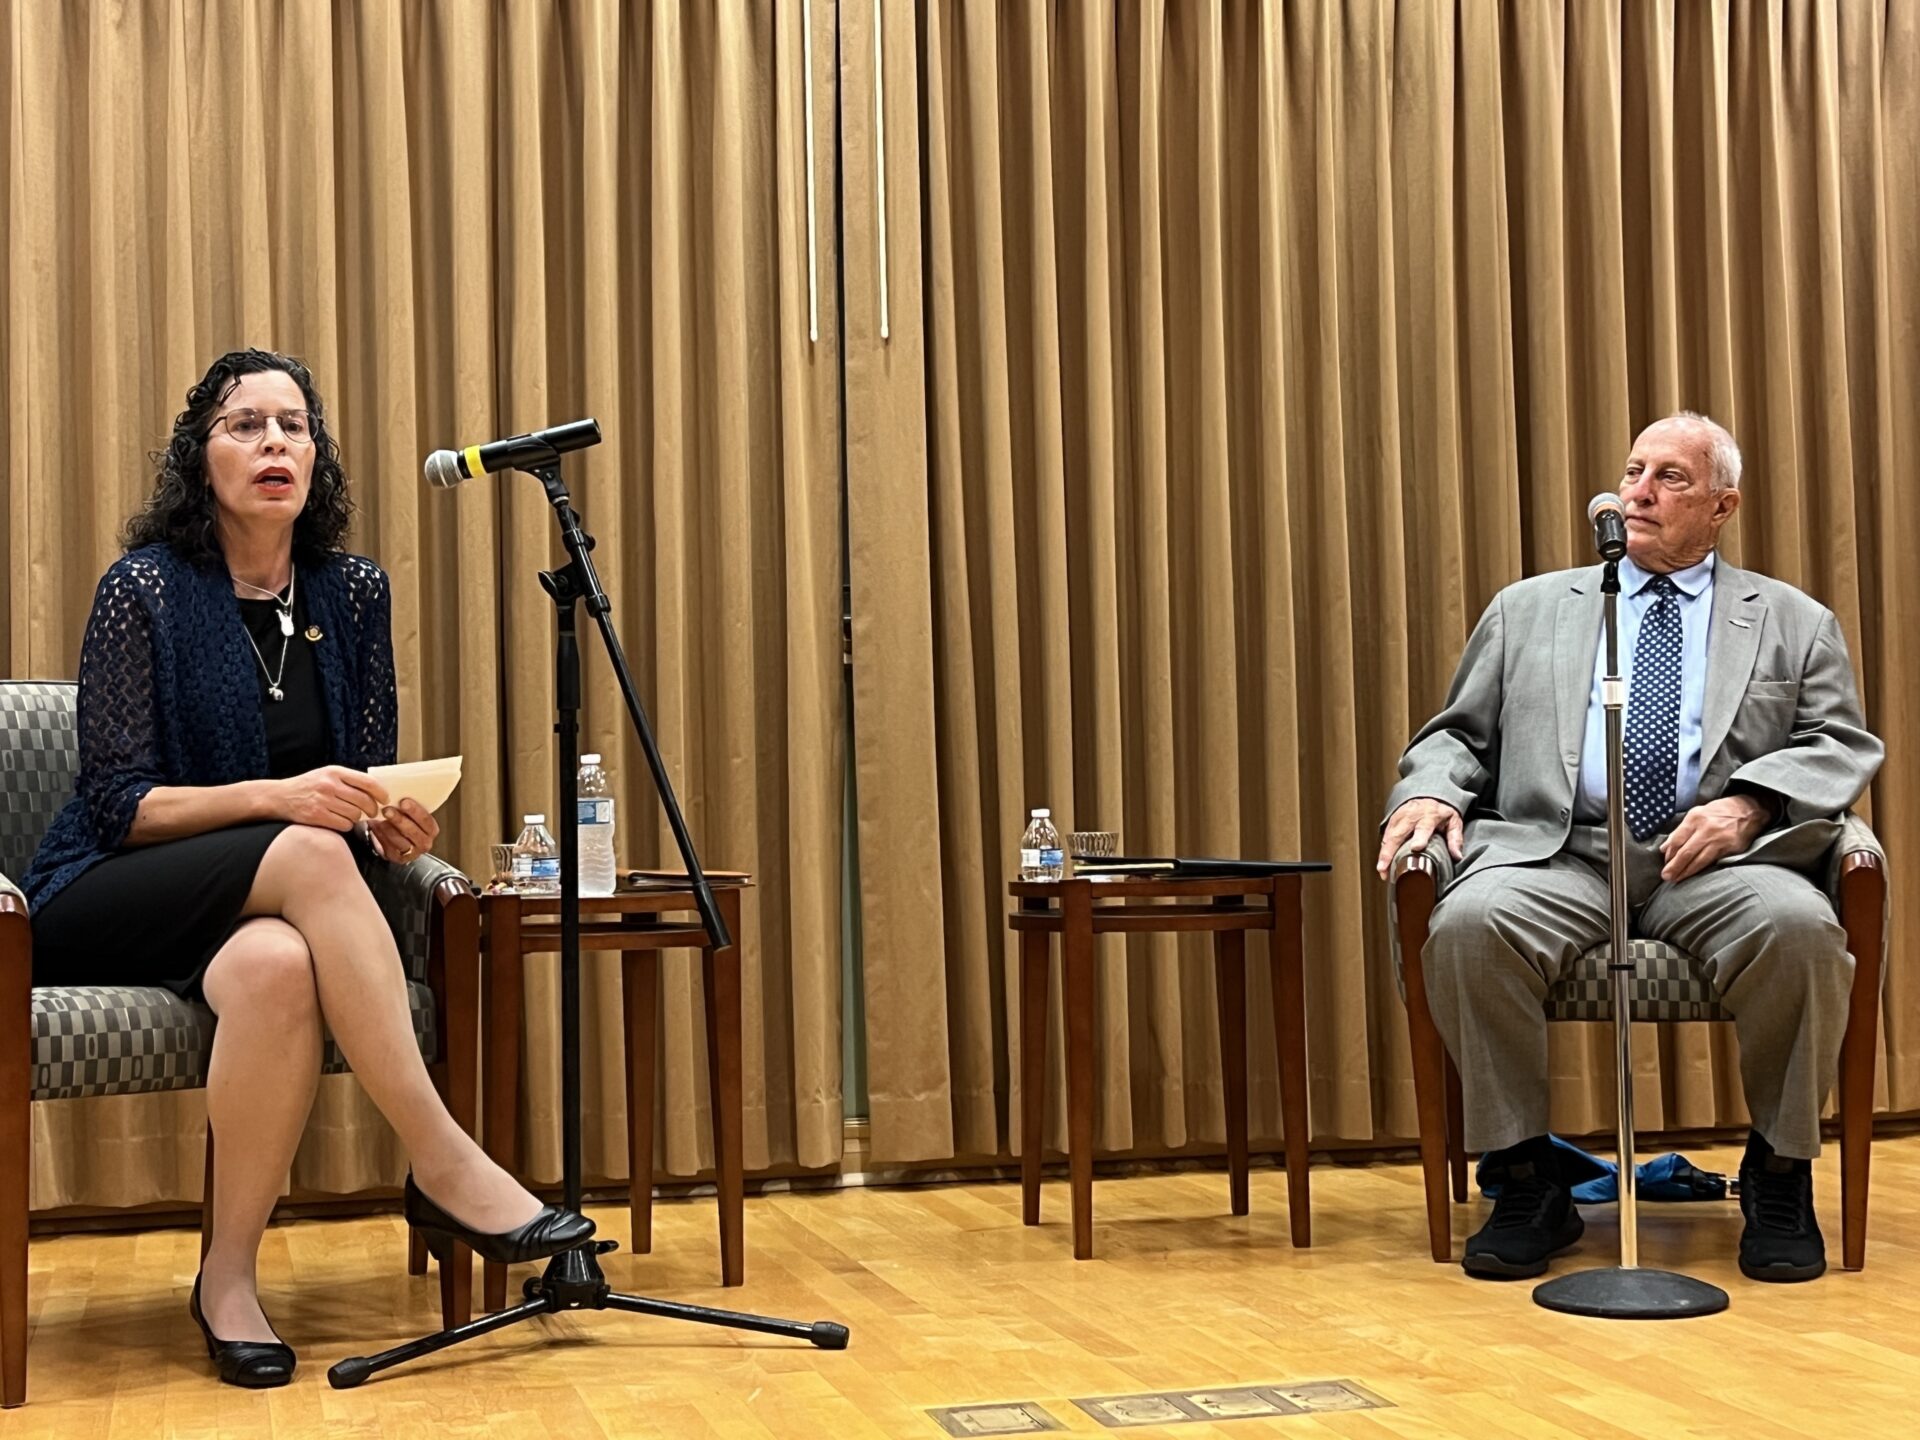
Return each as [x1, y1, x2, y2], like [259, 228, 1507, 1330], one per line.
[1555, 568, 1604, 795]
[1700, 561, 1766, 769]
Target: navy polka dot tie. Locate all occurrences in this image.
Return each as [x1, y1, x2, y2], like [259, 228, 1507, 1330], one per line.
[1624, 575, 1683, 841]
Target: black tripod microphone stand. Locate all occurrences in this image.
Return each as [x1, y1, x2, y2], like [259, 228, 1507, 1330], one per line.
[329, 455, 849, 1387]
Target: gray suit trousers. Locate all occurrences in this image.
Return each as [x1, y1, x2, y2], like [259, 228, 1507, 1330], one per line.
[1423, 827, 1852, 1160]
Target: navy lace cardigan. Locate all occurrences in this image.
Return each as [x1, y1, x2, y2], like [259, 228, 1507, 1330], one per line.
[22, 542, 398, 911]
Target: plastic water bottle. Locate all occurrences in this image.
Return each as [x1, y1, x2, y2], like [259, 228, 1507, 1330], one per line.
[577, 753, 617, 898]
[511, 814, 561, 896]
[1019, 808, 1064, 881]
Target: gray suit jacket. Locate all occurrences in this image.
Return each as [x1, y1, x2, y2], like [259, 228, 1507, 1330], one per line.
[1385, 560, 1883, 881]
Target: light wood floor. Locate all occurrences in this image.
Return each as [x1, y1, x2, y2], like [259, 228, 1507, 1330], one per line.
[10, 1135, 1920, 1437]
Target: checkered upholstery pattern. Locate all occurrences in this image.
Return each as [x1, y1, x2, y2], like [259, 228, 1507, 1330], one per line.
[28, 987, 208, 1098]
[28, 980, 438, 1101]
[1545, 940, 1730, 1022]
[0, 682, 80, 883]
[365, 853, 464, 987]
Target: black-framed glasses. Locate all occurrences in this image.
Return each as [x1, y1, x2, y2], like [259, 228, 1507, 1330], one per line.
[212, 408, 315, 446]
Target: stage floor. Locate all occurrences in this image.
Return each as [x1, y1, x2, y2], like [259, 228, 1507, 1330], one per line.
[9, 1135, 1918, 1436]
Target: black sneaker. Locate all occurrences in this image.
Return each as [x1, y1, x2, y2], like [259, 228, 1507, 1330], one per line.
[1739, 1133, 1825, 1283]
[1463, 1159, 1585, 1279]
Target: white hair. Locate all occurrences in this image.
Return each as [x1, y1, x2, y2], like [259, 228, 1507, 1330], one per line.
[1673, 410, 1743, 492]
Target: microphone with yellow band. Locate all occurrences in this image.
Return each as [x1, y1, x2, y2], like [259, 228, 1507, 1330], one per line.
[424, 418, 602, 488]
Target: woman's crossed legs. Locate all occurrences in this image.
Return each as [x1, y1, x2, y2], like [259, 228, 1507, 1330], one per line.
[196, 824, 539, 1341]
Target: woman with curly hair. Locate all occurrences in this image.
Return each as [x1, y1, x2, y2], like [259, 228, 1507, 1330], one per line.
[21, 350, 590, 1388]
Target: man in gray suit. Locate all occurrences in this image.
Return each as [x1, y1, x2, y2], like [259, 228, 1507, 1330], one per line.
[1378, 412, 1881, 1283]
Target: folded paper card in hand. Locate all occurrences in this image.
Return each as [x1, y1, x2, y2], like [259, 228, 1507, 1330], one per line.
[368, 756, 463, 814]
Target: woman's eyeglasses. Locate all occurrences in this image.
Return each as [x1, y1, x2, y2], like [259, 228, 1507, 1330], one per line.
[212, 409, 315, 446]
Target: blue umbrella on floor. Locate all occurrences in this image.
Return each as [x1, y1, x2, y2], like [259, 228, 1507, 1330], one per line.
[1477, 1134, 1728, 1203]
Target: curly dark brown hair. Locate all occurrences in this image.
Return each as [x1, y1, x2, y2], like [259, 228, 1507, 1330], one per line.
[123, 349, 354, 567]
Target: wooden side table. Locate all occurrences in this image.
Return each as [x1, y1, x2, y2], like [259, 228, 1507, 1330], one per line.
[476, 881, 750, 1310]
[1010, 866, 1327, 1259]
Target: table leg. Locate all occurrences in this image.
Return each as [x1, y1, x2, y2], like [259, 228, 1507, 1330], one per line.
[1020, 925, 1050, 1225]
[1063, 885, 1096, 1259]
[623, 951, 659, 1256]
[704, 887, 745, 1286]
[481, 896, 523, 1312]
[1269, 876, 1311, 1246]
[1214, 925, 1249, 1217]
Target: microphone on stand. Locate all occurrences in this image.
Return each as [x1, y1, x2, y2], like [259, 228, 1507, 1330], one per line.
[424, 419, 602, 487]
[1533, 484, 1729, 1322]
[1588, 492, 1628, 561]
[334, 409, 850, 1390]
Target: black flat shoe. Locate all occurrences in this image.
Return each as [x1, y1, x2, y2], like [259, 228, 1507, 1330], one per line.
[189, 1277, 295, 1389]
[403, 1174, 596, 1265]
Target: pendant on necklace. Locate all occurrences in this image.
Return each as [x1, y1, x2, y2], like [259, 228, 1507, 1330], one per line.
[268, 685, 286, 703]
[278, 610, 294, 638]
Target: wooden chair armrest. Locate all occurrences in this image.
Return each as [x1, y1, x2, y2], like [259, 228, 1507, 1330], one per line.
[1387, 839, 1445, 999]
[0, 873, 28, 1402]
[1828, 815, 1887, 987]
[1389, 834, 1454, 893]
[364, 854, 472, 986]
[0, 877, 29, 1013]
[1828, 814, 1886, 912]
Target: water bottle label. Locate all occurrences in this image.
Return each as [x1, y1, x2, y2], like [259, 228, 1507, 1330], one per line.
[511, 855, 560, 886]
[1040, 848, 1063, 869]
[1020, 848, 1041, 869]
[577, 799, 613, 825]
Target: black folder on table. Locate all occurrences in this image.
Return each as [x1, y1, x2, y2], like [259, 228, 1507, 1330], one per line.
[1071, 856, 1331, 878]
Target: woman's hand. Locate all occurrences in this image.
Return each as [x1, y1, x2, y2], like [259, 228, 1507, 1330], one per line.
[271, 765, 389, 832]
[368, 797, 440, 865]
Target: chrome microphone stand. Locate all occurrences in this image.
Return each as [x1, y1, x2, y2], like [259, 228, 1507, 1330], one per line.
[1533, 539, 1728, 1320]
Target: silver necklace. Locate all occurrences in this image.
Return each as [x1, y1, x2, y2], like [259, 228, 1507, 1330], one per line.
[233, 568, 296, 638]
[236, 569, 296, 701]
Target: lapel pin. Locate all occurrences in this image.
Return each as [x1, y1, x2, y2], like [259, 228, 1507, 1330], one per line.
[1730, 618, 1752, 629]
[305, 625, 324, 643]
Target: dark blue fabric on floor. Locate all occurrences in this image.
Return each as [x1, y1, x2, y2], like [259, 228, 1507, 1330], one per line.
[1477, 1134, 1728, 1202]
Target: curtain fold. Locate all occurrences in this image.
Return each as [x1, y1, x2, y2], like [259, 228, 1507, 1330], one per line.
[2, 0, 844, 1209]
[852, 0, 1919, 1165]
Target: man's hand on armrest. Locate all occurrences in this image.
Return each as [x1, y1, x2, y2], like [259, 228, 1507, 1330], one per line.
[1377, 798, 1465, 881]
[1659, 794, 1772, 883]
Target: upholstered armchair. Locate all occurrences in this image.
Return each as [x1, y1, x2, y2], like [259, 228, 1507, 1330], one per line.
[0, 680, 479, 1407]
[1388, 813, 1887, 1269]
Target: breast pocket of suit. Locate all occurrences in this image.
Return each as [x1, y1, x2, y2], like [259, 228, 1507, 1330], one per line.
[1729, 678, 1800, 756]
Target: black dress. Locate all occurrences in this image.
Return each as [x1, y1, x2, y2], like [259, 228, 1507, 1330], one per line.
[30, 593, 334, 999]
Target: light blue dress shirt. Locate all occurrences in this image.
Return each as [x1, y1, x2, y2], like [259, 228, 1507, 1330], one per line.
[1574, 553, 1716, 825]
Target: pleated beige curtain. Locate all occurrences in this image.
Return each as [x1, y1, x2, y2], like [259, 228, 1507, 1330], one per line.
[848, 0, 1919, 1164]
[2, 0, 845, 1209]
